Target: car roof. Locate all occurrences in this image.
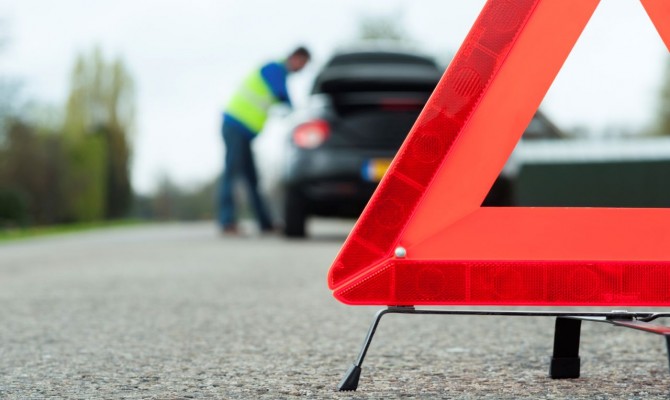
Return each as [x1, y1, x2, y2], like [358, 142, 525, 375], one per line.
[324, 49, 439, 67]
[312, 49, 442, 94]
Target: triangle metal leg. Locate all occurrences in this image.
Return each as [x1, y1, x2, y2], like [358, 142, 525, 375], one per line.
[335, 309, 670, 391]
[337, 308, 393, 391]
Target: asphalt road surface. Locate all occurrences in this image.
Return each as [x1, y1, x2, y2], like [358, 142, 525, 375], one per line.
[1, 220, 670, 399]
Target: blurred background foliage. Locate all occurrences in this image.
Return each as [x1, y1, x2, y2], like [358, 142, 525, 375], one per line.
[0, 40, 216, 230]
[2, 14, 670, 231]
[652, 58, 670, 136]
[0, 46, 133, 227]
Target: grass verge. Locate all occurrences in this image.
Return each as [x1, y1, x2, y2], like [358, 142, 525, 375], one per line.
[0, 220, 144, 242]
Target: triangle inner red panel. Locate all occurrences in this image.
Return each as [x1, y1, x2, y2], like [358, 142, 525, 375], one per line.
[327, 0, 670, 307]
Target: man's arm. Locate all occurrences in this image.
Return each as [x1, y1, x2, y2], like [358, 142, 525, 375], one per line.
[260, 62, 291, 107]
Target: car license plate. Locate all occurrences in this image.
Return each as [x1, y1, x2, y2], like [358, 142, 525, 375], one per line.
[362, 159, 392, 182]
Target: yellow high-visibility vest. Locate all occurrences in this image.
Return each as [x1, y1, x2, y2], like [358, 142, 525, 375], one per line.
[225, 66, 280, 134]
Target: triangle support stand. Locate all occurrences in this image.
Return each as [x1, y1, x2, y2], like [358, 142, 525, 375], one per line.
[337, 308, 670, 391]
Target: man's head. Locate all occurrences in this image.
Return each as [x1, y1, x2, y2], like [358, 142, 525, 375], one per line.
[286, 46, 310, 73]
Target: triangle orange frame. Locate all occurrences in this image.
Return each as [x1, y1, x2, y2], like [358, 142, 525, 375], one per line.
[328, 0, 670, 306]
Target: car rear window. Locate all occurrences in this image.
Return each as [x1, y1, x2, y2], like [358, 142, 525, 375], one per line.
[314, 65, 441, 94]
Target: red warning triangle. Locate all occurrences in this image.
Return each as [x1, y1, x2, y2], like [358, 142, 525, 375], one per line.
[328, 0, 670, 306]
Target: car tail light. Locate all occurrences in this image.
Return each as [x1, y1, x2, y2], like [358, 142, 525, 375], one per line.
[293, 120, 330, 149]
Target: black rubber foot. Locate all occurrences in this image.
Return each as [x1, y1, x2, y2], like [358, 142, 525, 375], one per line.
[338, 364, 362, 391]
[549, 357, 580, 379]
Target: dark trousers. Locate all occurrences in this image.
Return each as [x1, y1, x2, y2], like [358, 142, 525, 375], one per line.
[218, 121, 273, 230]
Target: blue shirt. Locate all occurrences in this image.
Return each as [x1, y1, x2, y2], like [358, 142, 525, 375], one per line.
[260, 61, 291, 107]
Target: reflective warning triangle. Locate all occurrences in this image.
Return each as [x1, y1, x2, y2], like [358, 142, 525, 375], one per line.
[327, 0, 670, 306]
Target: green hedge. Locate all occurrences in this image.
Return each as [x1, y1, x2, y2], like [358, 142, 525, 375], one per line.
[0, 188, 29, 228]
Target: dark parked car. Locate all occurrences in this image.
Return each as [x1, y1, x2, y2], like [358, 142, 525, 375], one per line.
[262, 48, 562, 238]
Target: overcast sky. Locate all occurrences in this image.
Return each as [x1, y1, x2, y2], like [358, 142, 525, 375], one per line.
[1, 0, 668, 194]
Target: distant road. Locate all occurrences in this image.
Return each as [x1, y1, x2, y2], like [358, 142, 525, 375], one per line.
[1, 220, 669, 399]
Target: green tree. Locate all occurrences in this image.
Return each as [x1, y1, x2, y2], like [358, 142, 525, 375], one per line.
[653, 56, 670, 136]
[356, 14, 412, 43]
[0, 19, 17, 138]
[0, 118, 66, 225]
[63, 47, 136, 220]
[0, 20, 72, 226]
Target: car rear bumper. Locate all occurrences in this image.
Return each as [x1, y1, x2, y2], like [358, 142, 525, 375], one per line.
[284, 147, 395, 217]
